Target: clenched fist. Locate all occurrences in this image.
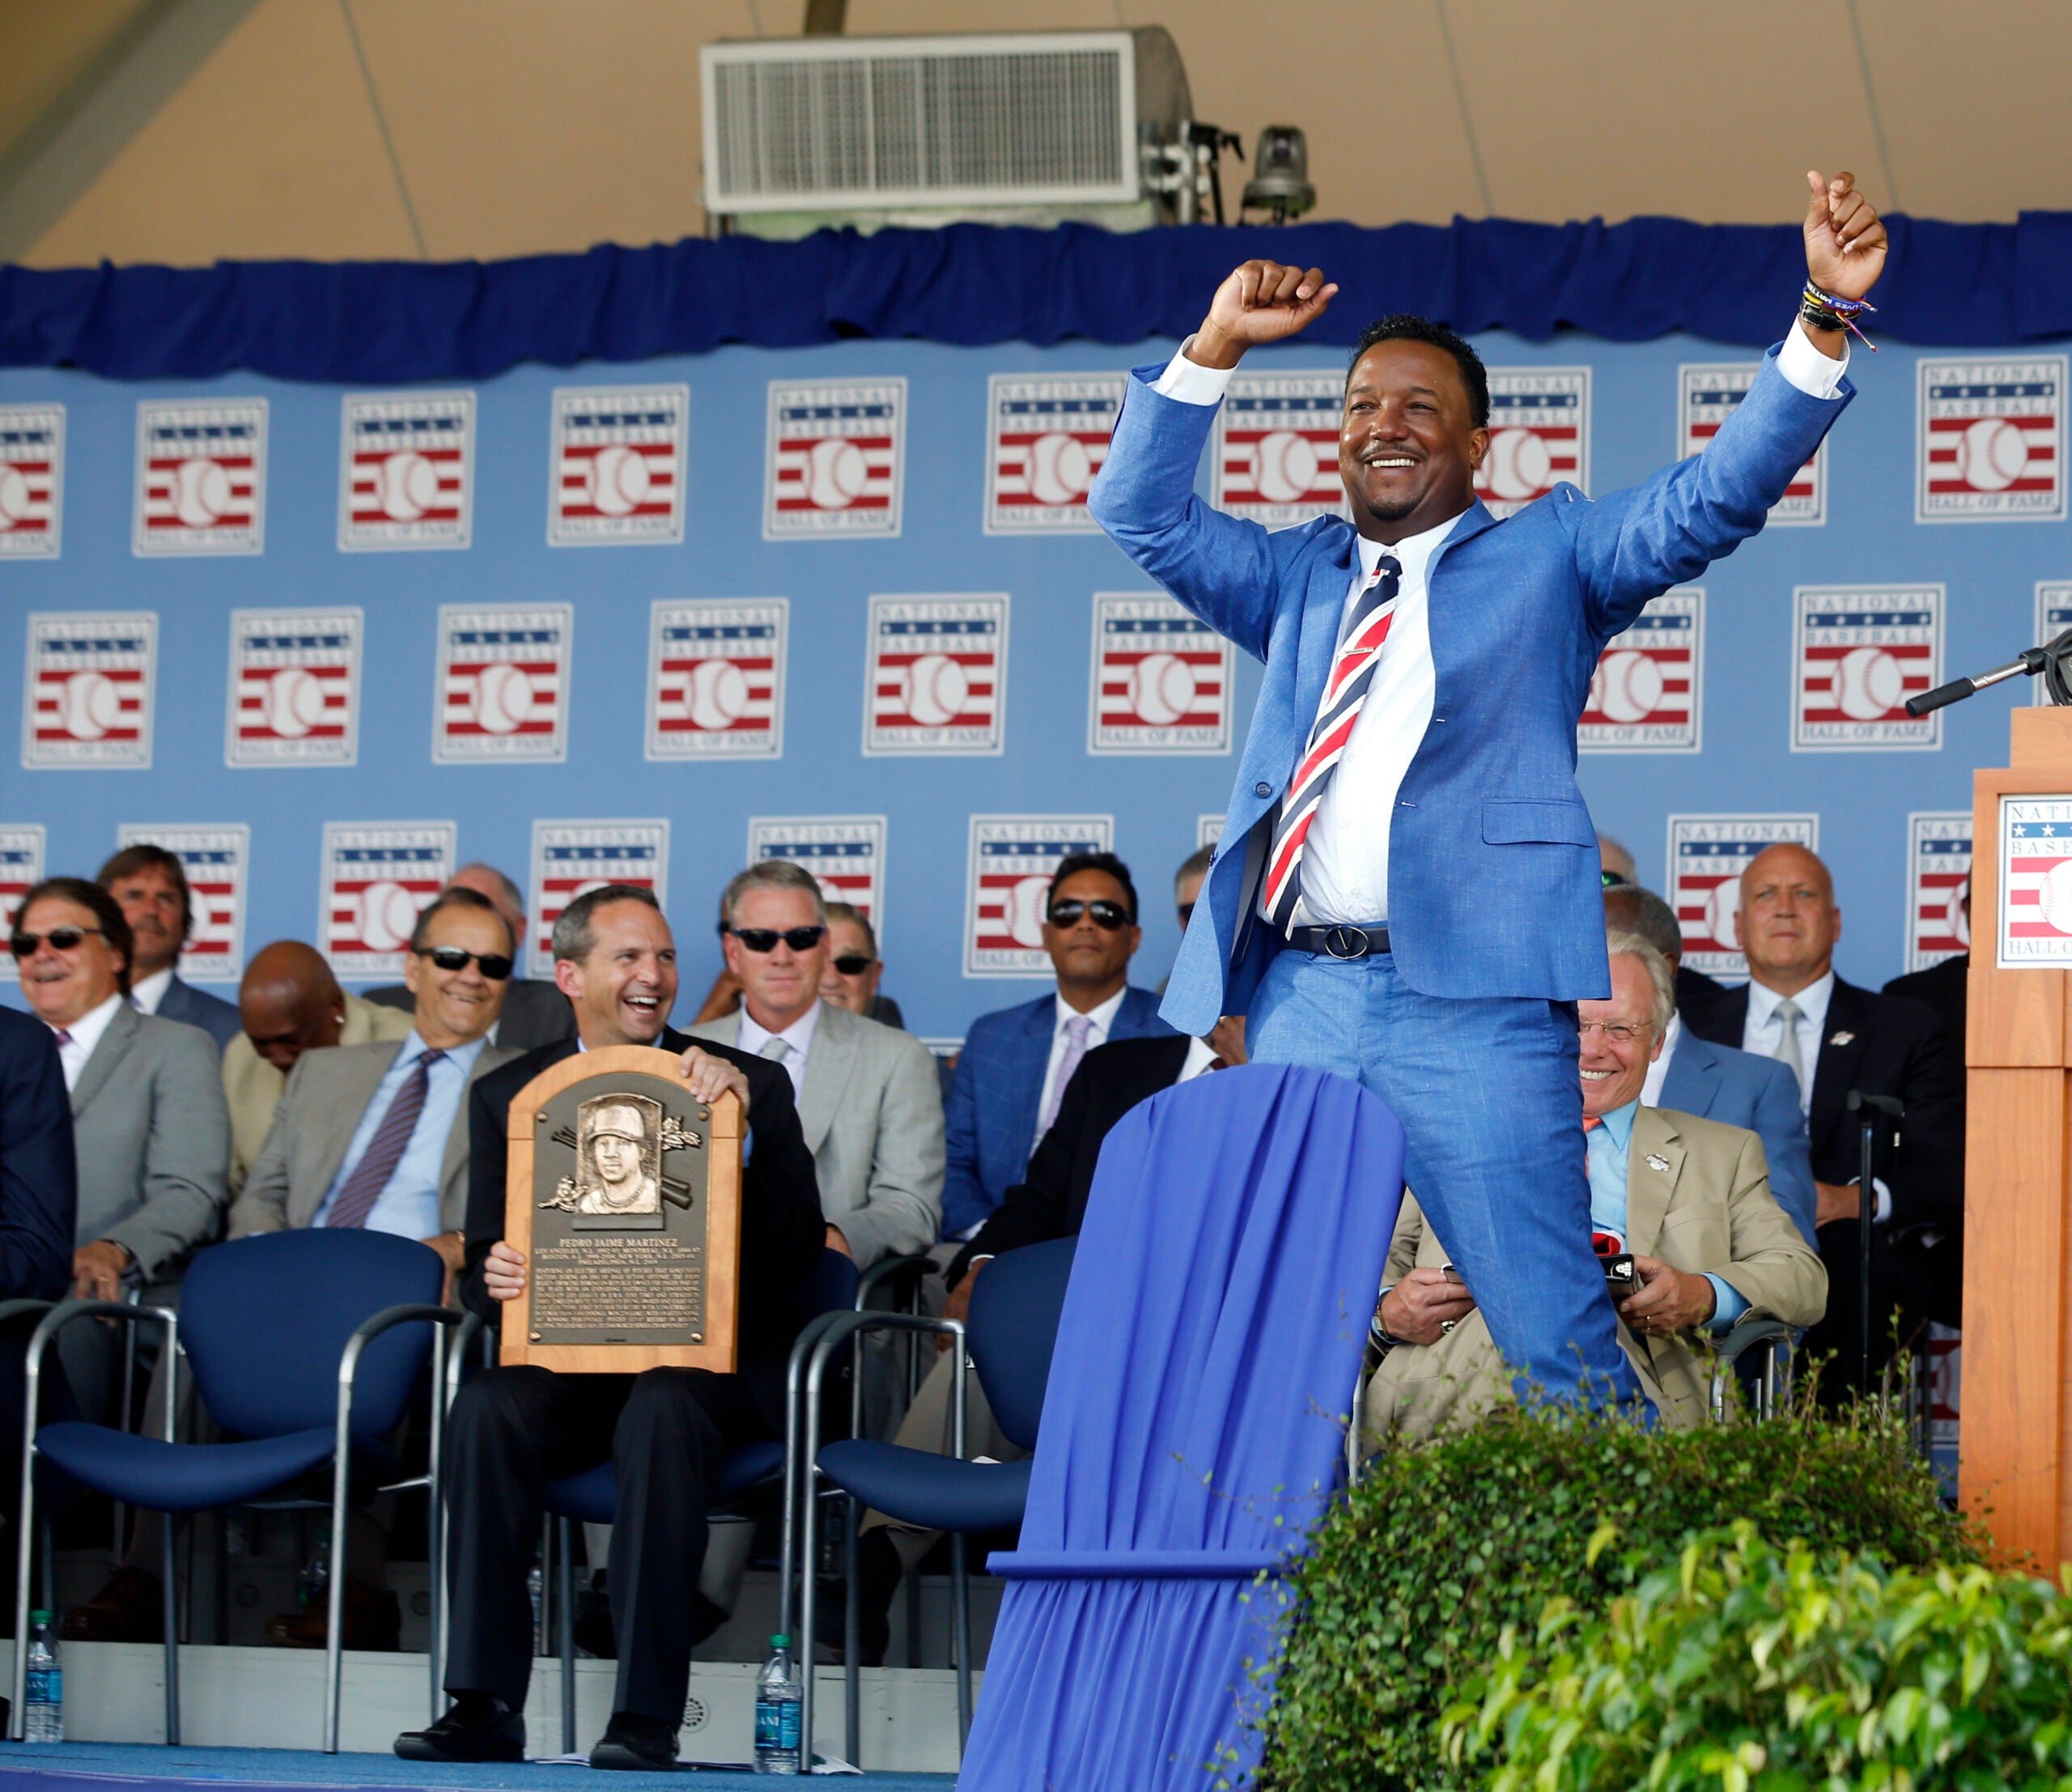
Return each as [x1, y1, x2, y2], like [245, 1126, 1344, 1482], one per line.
[1189, 261, 1340, 372]
[1803, 169, 1887, 304]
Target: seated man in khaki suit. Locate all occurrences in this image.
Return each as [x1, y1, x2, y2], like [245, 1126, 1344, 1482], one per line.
[1365, 932, 1825, 1442]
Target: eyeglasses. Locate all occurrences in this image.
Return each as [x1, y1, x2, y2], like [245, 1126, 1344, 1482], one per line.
[1577, 1019, 1650, 1043]
[9, 927, 104, 958]
[830, 954, 875, 976]
[415, 945, 514, 980]
[1047, 899, 1131, 932]
[727, 924, 826, 954]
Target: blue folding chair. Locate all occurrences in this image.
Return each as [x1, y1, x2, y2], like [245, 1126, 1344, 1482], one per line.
[12, 1230, 478, 1752]
[790, 1238, 1074, 1768]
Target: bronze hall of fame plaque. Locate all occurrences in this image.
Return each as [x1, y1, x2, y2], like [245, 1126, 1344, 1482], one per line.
[500, 1045, 743, 1375]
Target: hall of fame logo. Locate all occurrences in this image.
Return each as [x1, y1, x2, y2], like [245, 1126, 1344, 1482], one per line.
[1917, 356, 2066, 522]
[435, 606, 571, 763]
[0, 406, 62, 558]
[0, 826, 44, 924]
[1089, 593, 1232, 754]
[1792, 585, 1941, 751]
[865, 596, 1007, 756]
[1667, 815, 1819, 979]
[340, 391, 474, 550]
[647, 599, 786, 759]
[765, 380, 904, 538]
[985, 373, 1121, 533]
[1475, 368, 1589, 518]
[321, 822, 456, 977]
[1997, 797, 2072, 967]
[1679, 366, 1823, 524]
[1907, 813, 1971, 973]
[134, 399, 266, 555]
[528, 821, 669, 978]
[1198, 815, 1224, 851]
[226, 609, 360, 767]
[966, 816, 1113, 976]
[549, 384, 687, 546]
[1211, 371, 1345, 526]
[1579, 588, 1703, 754]
[23, 613, 155, 770]
[748, 817, 887, 925]
[2036, 583, 2072, 704]
[117, 823, 248, 983]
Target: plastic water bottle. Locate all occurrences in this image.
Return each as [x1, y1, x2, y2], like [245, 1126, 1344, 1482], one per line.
[23, 1610, 61, 1743]
[752, 1633, 802, 1774]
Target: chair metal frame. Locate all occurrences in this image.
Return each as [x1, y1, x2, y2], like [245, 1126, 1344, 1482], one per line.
[1709, 1319, 1797, 1423]
[9, 1294, 479, 1752]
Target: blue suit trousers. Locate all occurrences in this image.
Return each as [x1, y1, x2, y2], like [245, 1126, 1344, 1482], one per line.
[1250, 948, 1641, 1408]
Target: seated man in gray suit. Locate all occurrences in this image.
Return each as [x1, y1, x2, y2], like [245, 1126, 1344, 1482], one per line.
[229, 885, 521, 1648]
[690, 860, 943, 1271]
[1365, 932, 1825, 1441]
[365, 862, 575, 1052]
[96, 844, 241, 1051]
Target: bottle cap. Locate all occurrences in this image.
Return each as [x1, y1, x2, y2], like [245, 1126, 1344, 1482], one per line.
[770, 1633, 789, 1648]
[29, 1610, 49, 1624]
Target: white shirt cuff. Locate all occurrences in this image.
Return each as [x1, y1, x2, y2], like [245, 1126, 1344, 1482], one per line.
[1776, 319, 1849, 400]
[1871, 1175, 1892, 1225]
[1152, 338, 1236, 406]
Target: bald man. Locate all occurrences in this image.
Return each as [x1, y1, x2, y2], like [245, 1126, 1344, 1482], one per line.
[1684, 843, 1964, 1395]
[222, 942, 414, 1196]
[365, 864, 575, 1051]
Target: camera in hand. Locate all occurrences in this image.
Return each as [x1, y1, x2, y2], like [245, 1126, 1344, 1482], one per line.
[1592, 1228, 1636, 1293]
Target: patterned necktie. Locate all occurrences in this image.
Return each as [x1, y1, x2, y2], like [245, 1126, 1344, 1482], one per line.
[326, 1048, 445, 1230]
[1263, 554, 1404, 932]
[1038, 1014, 1093, 1139]
[758, 1036, 791, 1064]
[1770, 997, 1806, 1095]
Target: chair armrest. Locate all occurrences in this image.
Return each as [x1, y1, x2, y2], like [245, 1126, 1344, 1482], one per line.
[446, 1310, 484, 1408]
[26, 1298, 179, 1439]
[856, 1253, 934, 1310]
[338, 1302, 473, 1386]
[1714, 1317, 1796, 1369]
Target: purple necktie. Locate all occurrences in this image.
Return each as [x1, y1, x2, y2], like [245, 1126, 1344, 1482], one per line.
[1037, 1015, 1093, 1142]
[326, 1048, 444, 1230]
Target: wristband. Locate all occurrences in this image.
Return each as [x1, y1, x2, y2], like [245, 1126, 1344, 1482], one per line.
[1800, 280, 1878, 351]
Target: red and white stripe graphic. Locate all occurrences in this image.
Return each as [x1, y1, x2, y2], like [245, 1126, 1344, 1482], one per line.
[1680, 365, 1821, 524]
[321, 824, 456, 975]
[1475, 369, 1590, 517]
[1579, 591, 1702, 752]
[648, 601, 786, 758]
[987, 375, 1120, 531]
[868, 597, 1006, 753]
[1794, 587, 1942, 749]
[1668, 815, 1819, 978]
[0, 406, 62, 556]
[1212, 372, 1344, 524]
[1917, 359, 2066, 521]
[228, 610, 359, 766]
[117, 826, 246, 983]
[1090, 595, 1232, 754]
[0, 827, 45, 928]
[436, 608, 571, 762]
[1908, 814, 1971, 971]
[341, 393, 473, 549]
[766, 381, 905, 537]
[966, 816, 1113, 975]
[550, 386, 686, 545]
[529, 822, 669, 975]
[24, 614, 156, 768]
[749, 817, 886, 926]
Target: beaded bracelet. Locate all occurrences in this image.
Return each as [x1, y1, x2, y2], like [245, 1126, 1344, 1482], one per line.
[1800, 280, 1879, 350]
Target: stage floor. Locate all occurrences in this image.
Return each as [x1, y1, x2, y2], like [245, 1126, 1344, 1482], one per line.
[0, 1743, 954, 1789]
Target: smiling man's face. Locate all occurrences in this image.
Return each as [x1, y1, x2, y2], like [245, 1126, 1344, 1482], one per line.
[557, 899, 678, 1047]
[1577, 951, 1662, 1118]
[1338, 338, 1488, 544]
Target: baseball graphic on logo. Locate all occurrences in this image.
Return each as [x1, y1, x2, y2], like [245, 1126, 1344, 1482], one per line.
[1945, 884, 1972, 948]
[62, 671, 121, 741]
[1831, 646, 1904, 720]
[0, 467, 27, 529]
[355, 880, 419, 953]
[1591, 649, 1665, 724]
[1955, 416, 2029, 492]
[1028, 432, 1093, 506]
[1483, 427, 1552, 503]
[588, 444, 649, 517]
[1006, 874, 1052, 948]
[806, 439, 867, 510]
[174, 457, 232, 527]
[471, 663, 534, 735]
[686, 660, 749, 732]
[1128, 653, 1196, 727]
[1251, 431, 1318, 504]
[902, 654, 970, 728]
[1703, 883, 1739, 956]
[266, 667, 328, 739]
[380, 452, 439, 521]
[2042, 860, 2072, 936]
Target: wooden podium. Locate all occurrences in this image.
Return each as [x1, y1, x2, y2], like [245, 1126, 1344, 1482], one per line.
[1963, 707, 2072, 1567]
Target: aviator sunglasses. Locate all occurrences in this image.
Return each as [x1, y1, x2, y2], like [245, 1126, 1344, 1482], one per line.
[8, 926, 105, 957]
[724, 923, 828, 954]
[830, 953, 875, 976]
[1047, 898, 1131, 931]
[413, 945, 514, 980]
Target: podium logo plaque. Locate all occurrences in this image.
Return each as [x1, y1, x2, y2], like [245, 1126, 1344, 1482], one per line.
[501, 1045, 743, 1374]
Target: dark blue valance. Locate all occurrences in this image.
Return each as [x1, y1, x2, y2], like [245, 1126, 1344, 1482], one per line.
[4, 210, 2070, 384]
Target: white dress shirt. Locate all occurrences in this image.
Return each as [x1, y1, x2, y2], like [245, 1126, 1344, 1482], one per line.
[737, 998, 822, 1105]
[1154, 325, 1849, 926]
[1740, 970, 1833, 1115]
[1177, 1034, 1225, 1081]
[1640, 1010, 1682, 1107]
[50, 991, 125, 1091]
[130, 967, 174, 1016]
[1034, 986, 1127, 1157]
[312, 1030, 486, 1239]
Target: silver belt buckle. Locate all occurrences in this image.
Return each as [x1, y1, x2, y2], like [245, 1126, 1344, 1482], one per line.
[1323, 925, 1369, 959]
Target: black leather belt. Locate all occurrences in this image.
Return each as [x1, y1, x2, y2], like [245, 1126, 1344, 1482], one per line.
[1287, 924, 1391, 958]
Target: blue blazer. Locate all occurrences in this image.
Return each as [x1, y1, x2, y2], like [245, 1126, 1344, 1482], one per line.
[940, 987, 1172, 1238]
[1089, 346, 1850, 1035]
[1658, 1029, 1817, 1248]
[157, 975, 241, 1053]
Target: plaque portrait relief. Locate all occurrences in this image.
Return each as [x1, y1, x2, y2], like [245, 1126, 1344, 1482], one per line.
[548, 1093, 664, 1225]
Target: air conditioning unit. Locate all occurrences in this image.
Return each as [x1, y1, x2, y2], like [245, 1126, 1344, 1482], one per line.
[701, 28, 1193, 233]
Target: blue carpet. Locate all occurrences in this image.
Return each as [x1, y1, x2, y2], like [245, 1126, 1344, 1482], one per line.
[0, 1743, 953, 1790]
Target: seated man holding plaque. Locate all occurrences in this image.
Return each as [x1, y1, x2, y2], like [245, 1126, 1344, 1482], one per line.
[397, 883, 823, 1773]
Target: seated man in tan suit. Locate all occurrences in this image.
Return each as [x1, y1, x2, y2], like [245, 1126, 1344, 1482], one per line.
[1365, 932, 1825, 1442]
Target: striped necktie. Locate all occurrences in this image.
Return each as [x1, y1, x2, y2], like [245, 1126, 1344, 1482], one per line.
[1263, 554, 1403, 933]
[326, 1048, 445, 1230]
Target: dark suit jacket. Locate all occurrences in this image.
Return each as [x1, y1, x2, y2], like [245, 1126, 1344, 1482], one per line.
[459, 1026, 825, 1423]
[1674, 961, 1728, 1026]
[155, 975, 241, 1053]
[1884, 954, 1967, 1047]
[947, 1034, 1191, 1289]
[367, 975, 575, 1053]
[0, 1011, 79, 1446]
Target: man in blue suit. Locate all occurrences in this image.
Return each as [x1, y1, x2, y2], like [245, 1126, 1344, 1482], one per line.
[940, 852, 1172, 1239]
[0, 1008, 77, 1470]
[1088, 172, 1886, 1406]
[1607, 884, 1817, 1246]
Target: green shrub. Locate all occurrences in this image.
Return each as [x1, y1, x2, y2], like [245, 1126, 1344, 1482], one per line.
[1253, 1395, 1977, 1792]
[1444, 1525, 2072, 1791]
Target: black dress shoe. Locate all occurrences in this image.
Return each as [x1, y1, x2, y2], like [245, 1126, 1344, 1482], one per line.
[590, 1710, 679, 1771]
[394, 1693, 524, 1763]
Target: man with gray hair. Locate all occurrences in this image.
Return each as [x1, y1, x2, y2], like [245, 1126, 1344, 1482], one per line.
[1604, 883, 1815, 1246]
[367, 861, 575, 1051]
[690, 860, 943, 1269]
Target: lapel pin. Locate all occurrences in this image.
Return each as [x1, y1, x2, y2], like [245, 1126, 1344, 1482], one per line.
[1644, 1152, 1671, 1174]
[1829, 1030, 1854, 1047]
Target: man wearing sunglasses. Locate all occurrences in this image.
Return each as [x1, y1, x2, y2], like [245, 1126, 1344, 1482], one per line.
[941, 852, 1173, 1242]
[690, 861, 943, 1272]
